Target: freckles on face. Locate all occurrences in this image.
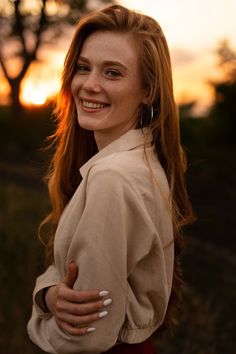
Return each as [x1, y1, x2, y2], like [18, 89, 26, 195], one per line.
[71, 30, 147, 146]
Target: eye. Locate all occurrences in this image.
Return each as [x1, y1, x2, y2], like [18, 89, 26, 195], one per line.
[105, 69, 122, 79]
[77, 63, 90, 74]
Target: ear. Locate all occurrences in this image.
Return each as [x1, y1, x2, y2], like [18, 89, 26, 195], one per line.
[142, 89, 151, 105]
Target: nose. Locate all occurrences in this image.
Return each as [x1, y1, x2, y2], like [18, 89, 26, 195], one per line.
[82, 70, 102, 93]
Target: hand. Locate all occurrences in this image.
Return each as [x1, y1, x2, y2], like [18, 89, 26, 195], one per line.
[45, 261, 112, 335]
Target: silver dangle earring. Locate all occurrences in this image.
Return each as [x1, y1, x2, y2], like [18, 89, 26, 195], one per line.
[150, 105, 154, 125]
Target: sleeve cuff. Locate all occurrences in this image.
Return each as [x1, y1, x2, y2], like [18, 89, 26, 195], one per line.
[33, 281, 59, 318]
[32, 265, 61, 318]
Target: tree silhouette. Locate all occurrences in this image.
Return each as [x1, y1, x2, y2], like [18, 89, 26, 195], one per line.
[0, 0, 113, 113]
[209, 40, 236, 144]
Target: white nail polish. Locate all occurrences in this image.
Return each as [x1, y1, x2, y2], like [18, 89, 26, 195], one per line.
[99, 290, 109, 297]
[103, 298, 112, 306]
[98, 310, 108, 318]
[87, 327, 96, 332]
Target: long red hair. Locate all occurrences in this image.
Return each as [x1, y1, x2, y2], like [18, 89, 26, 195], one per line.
[40, 5, 194, 333]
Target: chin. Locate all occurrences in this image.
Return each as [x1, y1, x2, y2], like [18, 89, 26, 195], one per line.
[77, 118, 95, 131]
[78, 116, 108, 132]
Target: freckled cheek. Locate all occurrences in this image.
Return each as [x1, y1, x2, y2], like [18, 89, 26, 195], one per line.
[71, 76, 82, 97]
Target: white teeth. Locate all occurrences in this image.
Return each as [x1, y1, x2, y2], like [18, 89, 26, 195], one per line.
[82, 100, 106, 109]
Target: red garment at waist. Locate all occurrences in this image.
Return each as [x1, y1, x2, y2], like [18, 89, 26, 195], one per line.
[102, 339, 156, 354]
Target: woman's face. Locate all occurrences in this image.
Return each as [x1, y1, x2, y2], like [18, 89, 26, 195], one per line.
[71, 30, 148, 149]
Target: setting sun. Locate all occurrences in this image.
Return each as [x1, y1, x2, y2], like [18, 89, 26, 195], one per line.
[20, 65, 60, 106]
[21, 82, 47, 106]
[19, 57, 62, 106]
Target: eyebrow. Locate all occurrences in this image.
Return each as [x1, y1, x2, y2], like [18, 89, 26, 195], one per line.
[78, 56, 128, 72]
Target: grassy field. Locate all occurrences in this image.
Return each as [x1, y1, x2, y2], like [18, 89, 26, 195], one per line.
[0, 107, 235, 353]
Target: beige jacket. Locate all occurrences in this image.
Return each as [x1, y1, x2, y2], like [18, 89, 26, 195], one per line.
[27, 129, 174, 354]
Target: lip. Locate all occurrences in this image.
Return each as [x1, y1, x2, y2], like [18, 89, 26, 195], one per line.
[80, 97, 110, 105]
[80, 97, 110, 112]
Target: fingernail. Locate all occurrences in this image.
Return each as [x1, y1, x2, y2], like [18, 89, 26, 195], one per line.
[99, 290, 109, 297]
[98, 310, 108, 318]
[87, 327, 96, 332]
[103, 298, 112, 306]
[69, 260, 74, 264]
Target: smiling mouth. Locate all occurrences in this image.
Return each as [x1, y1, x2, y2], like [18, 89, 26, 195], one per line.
[81, 100, 110, 110]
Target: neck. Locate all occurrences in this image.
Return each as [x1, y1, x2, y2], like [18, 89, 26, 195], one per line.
[94, 123, 137, 151]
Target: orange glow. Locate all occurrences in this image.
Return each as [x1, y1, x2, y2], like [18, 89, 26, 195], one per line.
[20, 82, 47, 106]
[18, 50, 64, 106]
[20, 78, 60, 106]
[0, 48, 65, 106]
[0, 77, 11, 105]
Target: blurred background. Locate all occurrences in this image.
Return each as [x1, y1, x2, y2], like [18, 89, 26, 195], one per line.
[0, 0, 235, 353]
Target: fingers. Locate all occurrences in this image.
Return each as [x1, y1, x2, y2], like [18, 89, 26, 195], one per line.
[51, 269, 113, 337]
[55, 308, 109, 336]
[56, 310, 108, 329]
[62, 261, 78, 288]
[58, 287, 108, 304]
[56, 320, 96, 336]
[56, 297, 112, 316]
[54, 292, 112, 336]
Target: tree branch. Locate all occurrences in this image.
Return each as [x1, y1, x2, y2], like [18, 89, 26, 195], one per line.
[14, 0, 28, 58]
[0, 49, 10, 83]
[33, 0, 47, 57]
[14, 0, 48, 81]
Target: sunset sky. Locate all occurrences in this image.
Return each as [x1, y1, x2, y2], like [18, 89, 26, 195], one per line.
[122, 0, 236, 113]
[0, 0, 236, 113]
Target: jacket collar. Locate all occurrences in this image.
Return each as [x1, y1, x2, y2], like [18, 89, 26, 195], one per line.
[80, 129, 153, 178]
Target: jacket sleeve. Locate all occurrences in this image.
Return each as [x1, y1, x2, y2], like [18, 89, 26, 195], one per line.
[33, 264, 61, 316]
[27, 166, 160, 354]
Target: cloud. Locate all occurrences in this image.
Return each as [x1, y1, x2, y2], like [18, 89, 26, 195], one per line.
[170, 48, 197, 66]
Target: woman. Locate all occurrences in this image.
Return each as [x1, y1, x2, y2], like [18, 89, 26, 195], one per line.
[27, 5, 193, 354]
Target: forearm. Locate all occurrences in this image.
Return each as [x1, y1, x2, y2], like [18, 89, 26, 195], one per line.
[29, 260, 126, 352]
[27, 297, 124, 354]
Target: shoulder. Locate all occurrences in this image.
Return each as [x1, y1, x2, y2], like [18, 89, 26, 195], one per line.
[86, 151, 137, 190]
[82, 152, 145, 208]
[87, 149, 147, 185]
[86, 147, 168, 197]
[89, 146, 162, 176]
